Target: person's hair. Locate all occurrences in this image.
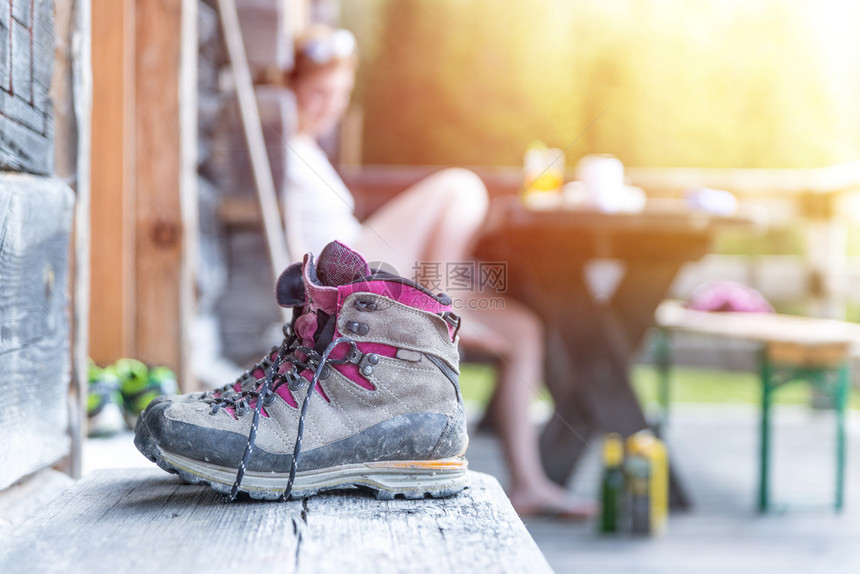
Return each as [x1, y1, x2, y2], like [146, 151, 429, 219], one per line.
[288, 25, 358, 86]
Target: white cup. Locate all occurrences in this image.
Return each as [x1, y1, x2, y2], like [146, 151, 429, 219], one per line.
[576, 154, 625, 212]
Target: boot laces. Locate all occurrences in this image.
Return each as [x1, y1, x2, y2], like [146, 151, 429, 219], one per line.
[199, 346, 280, 402]
[205, 322, 357, 502]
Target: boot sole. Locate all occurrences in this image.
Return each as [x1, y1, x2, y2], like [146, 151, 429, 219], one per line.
[134, 416, 469, 500]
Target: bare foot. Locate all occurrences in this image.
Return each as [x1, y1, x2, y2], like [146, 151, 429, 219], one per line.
[508, 484, 599, 520]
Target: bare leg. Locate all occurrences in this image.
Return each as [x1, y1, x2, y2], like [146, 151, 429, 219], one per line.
[354, 168, 593, 517]
[353, 168, 488, 275]
[462, 297, 596, 518]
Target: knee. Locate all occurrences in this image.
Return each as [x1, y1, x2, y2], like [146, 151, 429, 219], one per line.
[492, 302, 544, 355]
[435, 168, 489, 211]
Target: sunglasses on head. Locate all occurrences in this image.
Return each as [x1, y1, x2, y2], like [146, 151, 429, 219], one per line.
[302, 29, 357, 64]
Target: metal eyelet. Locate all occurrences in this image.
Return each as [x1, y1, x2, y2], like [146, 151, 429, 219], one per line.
[354, 299, 377, 312]
[288, 374, 307, 392]
[346, 321, 370, 336]
[359, 353, 379, 376]
[234, 399, 250, 417]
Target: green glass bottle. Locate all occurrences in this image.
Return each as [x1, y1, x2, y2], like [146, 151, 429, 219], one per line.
[599, 433, 625, 533]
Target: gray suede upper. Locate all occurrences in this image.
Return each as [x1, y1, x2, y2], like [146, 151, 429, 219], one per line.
[146, 287, 468, 471]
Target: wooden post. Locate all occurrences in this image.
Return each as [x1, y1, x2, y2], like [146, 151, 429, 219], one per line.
[134, 0, 197, 389]
[90, 0, 135, 364]
[55, 0, 93, 480]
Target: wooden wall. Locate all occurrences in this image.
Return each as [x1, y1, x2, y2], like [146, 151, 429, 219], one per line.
[89, 0, 197, 389]
[0, 0, 80, 489]
[201, 0, 299, 366]
[0, 0, 54, 174]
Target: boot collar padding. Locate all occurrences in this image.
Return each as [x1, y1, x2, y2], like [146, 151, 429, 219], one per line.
[303, 253, 339, 314]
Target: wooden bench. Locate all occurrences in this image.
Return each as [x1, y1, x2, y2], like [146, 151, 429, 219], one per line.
[654, 300, 859, 512]
[0, 469, 551, 574]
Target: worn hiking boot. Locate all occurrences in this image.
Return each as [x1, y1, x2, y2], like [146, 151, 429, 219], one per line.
[147, 350, 277, 409]
[114, 358, 179, 426]
[134, 241, 468, 501]
[87, 361, 126, 437]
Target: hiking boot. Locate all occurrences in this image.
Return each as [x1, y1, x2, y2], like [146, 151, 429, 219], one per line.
[87, 361, 126, 437]
[134, 241, 468, 501]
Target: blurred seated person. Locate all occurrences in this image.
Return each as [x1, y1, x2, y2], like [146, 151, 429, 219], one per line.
[281, 25, 595, 519]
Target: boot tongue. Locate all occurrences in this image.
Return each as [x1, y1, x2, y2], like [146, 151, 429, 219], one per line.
[316, 241, 371, 287]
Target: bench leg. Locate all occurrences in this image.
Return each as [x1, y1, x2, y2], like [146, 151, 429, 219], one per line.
[758, 351, 773, 513]
[654, 328, 672, 439]
[835, 363, 849, 512]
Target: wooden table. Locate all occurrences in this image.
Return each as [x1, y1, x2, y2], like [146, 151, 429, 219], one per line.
[474, 198, 757, 508]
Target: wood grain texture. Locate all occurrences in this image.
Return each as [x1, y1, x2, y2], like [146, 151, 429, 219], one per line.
[52, 0, 91, 478]
[0, 468, 74, 538]
[71, 0, 93, 478]
[89, 0, 134, 364]
[0, 3, 10, 91]
[0, 469, 550, 574]
[0, 0, 53, 175]
[133, 0, 189, 372]
[0, 176, 75, 490]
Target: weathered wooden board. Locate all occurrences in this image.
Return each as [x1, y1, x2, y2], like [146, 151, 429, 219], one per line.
[236, 0, 292, 72]
[133, 0, 195, 377]
[0, 468, 552, 574]
[206, 86, 294, 199]
[216, 229, 289, 366]
[0, 0, 53, 175]
[0, 468, 74, 538]
[0, 176, 75, 490]
[89, 0, 135, 364]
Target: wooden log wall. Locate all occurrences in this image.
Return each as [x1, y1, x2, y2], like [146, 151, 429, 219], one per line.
[200, 0, 299, 366]
[0, 0, 85, 488]
[0, 0, 54, 174]
[0, 180, 75, 490]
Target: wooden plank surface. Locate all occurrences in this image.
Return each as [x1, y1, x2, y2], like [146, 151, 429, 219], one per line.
[0, 469, 74, 538]
[0, 469, 552, 574]
[0, 175, 75, 490]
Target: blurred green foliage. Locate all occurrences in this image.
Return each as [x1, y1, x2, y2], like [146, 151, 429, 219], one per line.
[458, 363, 860, 409]
[342, 0, 860, 169]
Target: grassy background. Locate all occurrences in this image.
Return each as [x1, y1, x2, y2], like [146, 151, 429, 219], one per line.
[459, 363, 860, 410]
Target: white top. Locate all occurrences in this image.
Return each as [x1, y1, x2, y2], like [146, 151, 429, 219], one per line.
[284, 135, 363, 257]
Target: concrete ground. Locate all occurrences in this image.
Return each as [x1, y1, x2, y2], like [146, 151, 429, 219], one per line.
[84, 404, 860, 573]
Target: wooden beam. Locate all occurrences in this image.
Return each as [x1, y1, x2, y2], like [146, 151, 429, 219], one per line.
[0, 177, 76, 491]
[90, 0, 134, 365]
[54, 0, 93, 480]
[134, 0, 196, 386]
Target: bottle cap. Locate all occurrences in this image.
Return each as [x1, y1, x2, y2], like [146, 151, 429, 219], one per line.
[626, 429, 656, 456]
[603, 433, 624, 466]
